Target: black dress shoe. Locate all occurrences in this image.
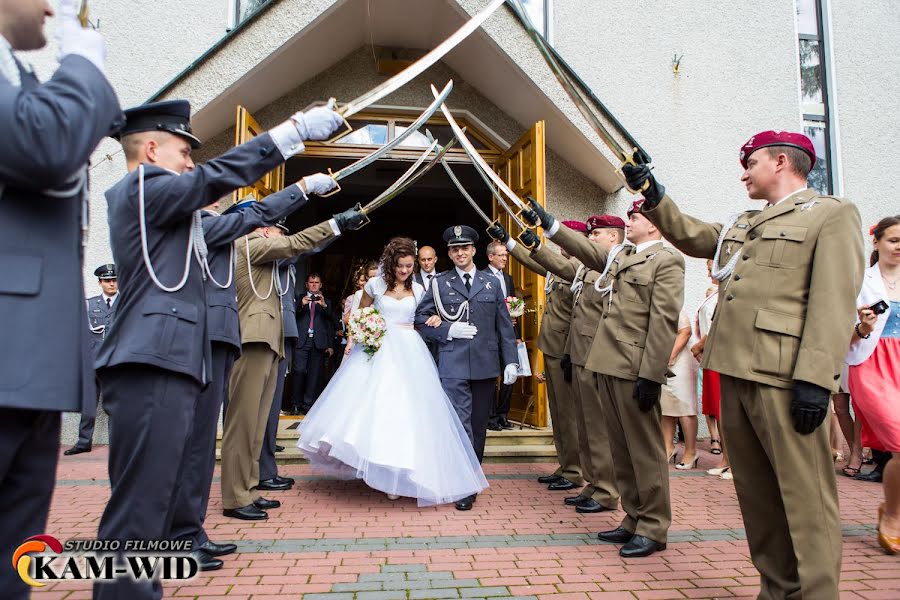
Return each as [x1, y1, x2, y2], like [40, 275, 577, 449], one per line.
[487, 422, 503, 431]
[253, 497, 281, 510]
[548, 478, 577, 491]
[256, 478, 291, 491]
[565, 495, 589, 506]
[619, 535, 666, 557]
[275, 445, 285, 453]
[455, 494, 476, 511]
[856, 469, 884, 483]
[63, 445, 92, 456]
[500, 419, 514, 430]
[198, 540, 237, 557]
[190, 549, 223, 572]
[223, 505, 268, 520]
[274, 475, 295, 486]
[538, 474, 563, 484]
[597, 527, 634, 544]
[575, 499, 611, 513]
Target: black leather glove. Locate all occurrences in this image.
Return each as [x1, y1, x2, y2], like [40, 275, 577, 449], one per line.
[620, 149, 666, 207]
[633, 377, 661, 412]
[523, 196, 556, 230]
[791, 380, 830, 434]
[487, 222, 509, 243]
[519, 229, 540, 250]
[560, 354, 573, 383]
[333, 204, 368, 232]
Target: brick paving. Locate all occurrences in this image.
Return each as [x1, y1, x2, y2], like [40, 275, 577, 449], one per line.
[37, 444, 899, 599]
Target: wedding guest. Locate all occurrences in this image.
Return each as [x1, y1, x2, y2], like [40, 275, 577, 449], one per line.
[291, 273, 337, 413]
[844, 215, 900, 554]
[662, 308, 698, 469]
[343, 262, 378, 327]
[833, 375, 863, 477]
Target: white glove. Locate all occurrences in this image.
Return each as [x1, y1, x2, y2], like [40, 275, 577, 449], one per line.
[503, 363, 519, 385]
[301, 173, 338, 196]
[448, 322, 478, 340]
[55, 0, 106, 73]
[290, 101, 345, 141]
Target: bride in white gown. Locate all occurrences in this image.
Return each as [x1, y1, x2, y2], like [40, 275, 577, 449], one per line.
[297, 237, 488, 506]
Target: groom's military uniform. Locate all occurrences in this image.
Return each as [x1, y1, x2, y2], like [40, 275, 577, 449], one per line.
[414, 226, 517, 463]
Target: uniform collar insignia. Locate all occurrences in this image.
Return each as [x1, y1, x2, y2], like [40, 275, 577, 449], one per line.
[736, 223, 749, 228]
[800, 199, 820, 211]
[485, 281, 492, 289]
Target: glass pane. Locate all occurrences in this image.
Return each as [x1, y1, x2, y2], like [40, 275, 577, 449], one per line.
[803, 121, 830, 194]
[796, 0, 819, 36]
[395, 124, 489, 150]
[240, 0, 272, 22]
[799, 39, 824, 106]
[521, 0, 546, 37]
[333, 122, 388, 146]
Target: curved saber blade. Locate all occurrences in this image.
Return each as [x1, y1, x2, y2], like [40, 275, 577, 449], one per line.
[439, 157, 492, 226]
[465, 148, 530, 230]
[330, 80, 454, 185]
[339, 0, 506, 118]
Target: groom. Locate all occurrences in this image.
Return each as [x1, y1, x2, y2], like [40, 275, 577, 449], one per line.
[415, 225, 518, 510]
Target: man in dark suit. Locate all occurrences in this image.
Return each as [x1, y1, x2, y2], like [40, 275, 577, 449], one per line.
[95, 99, 342, 599]
[291, 273, 337, 413]
[483, 240, 519, 431]
[0, 2, 121, 596]
[413, 245, 441, 364]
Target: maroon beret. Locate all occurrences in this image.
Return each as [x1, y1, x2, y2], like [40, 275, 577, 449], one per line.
[562, 220, 588, 234]
[626, 200, 645, 218]
[586, 214, 626, 231]
[739, 130, 816, 169]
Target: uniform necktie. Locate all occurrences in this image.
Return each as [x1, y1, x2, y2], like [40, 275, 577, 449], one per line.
[464, 273, 472, 292]
[106, 298, 111, 309]
[426, 273, 432, 288]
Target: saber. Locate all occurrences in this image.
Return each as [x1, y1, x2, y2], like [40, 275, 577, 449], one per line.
[77, 1, 90, 28]
[321, 80, 454, 196]
[464, 146, 532, 231]
[507, 0, 650, 193]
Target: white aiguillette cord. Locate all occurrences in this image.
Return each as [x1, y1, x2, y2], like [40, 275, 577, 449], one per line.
[201, 209, 234, 290]
[710, 213, 744, 284]
[243, 234, 275, 300]
[433, 281, 470, 323]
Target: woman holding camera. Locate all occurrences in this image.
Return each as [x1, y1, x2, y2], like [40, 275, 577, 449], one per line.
[845, 215, 900, 554]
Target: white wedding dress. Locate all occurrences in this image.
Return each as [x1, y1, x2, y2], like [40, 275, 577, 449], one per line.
[297, 276, 488, 506]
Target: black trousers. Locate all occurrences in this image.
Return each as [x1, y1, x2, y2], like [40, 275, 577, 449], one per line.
[170, 344, 236, 547]
[0, 408, 60, 600]
[291, 335, 325, 409]
[94, 365, 199, 600]
[260, 344, 292, 481]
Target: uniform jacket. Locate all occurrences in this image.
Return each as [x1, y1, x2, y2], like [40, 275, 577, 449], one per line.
[97, 134, 288, 384]
[845, 264, 892, 366]
[551, 225, 685, 384]
[201, 187, 309, 353]
[296, 292, 335, 351]
[86, 294, 117, 355]
[0, 55, 121, 414]
[235, 221, 335, 358]
[644, 190, 863, 391]
[512, 242, 578, 360]
[414, 269, 518, 380]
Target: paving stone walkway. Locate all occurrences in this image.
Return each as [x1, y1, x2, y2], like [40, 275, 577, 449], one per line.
[36, 445, 900, 599]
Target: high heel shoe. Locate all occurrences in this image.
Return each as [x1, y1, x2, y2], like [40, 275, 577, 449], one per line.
[878, 503, 900, 555]
[676, 456, 699, 470]
[709, 439, 722, 455]
[706, 466, 730, 476]
[667, 450, 678, 464]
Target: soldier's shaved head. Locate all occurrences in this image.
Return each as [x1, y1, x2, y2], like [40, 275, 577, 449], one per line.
[418, 245, 437, 273]
[121, 131, 195, 175]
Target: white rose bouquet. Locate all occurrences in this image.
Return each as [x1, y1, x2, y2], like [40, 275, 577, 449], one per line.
[348, 306, 387, 359]
[505, 296, 525, 318]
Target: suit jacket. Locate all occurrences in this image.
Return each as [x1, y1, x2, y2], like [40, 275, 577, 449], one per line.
[0, 55, 121, 414]
[510, 242, 577, 359]
[235, 221, 335, 358]
[415, 269, 517, 380]
[482, 267, 520, 338]
[550, 225, 685, 384]
[413, 270, 441, 292]
[86, 294, 117, 355]
[97, 134, 288, 384]
[644, 191, 864, 391]
[296, 293, 336, 351]
[201, 186, 309, 354]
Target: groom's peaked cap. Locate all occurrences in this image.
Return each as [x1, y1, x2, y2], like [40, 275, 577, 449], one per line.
[443, 225, 479, 247]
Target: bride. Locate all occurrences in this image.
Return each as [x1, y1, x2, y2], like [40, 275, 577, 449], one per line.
[297, 237, 489, 506]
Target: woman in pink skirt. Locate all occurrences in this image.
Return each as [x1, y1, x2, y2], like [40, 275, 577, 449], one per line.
[845, 215, 900, 554]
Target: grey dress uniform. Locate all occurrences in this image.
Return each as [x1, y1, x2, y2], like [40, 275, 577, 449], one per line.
[169, 191, 309, 548]
[74, 292, 117, 447]
[0, 53, 121, 598]
[414, 268, 517, 462]
[95, 127, 301, 600]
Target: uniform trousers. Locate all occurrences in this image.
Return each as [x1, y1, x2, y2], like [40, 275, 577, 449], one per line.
[442, 378, 495, 462]
[570, 365, 619, 507]
[544, 356, 584, 485]
[597, 374, 670, 543]
[95, 365, 199, 600]
[490, 380, 513, 426]
[73, 383, 101, 448]
[0, 408, 60, 600]
[260, 343, 293, 482]
[719, 375, 841, 600]
[170, 343, 237, 546]
[222, 343, 280, 509]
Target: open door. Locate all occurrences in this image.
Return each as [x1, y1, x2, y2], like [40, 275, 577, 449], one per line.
[493, 121, 547, 427]
[233, 105, 285, 202]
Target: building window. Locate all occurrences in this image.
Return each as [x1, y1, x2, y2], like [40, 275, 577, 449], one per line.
[795, 0, 833, 194]
[239, 0, 271, 23]
[519, 0, 553, 43]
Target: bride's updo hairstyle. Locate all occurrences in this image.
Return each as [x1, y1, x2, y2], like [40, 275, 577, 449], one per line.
[380, 237, 417, 291]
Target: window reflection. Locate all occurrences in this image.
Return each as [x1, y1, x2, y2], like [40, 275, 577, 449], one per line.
[395, 124, 489, 150]
[334, 123, 388, 146]
[799, 39, 824, 108]
[804, 121, 828, 194]
[521, 0, 546, 37]
[796, 0, 819, 36]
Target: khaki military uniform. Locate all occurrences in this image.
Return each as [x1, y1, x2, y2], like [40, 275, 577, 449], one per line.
[529, 245, 619, 509]
[509, 242, 583, 486]
[644, 190, 863, 599]
[550, 224, 684, 543]
[222, 221, 334, 509]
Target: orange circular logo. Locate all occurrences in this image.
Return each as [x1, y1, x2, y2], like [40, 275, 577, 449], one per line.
[12, 535, 63, 587]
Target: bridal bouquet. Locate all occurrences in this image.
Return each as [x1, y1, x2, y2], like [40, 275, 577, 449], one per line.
[505, 296, 525, 318]
[348, 306, 387, 359]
